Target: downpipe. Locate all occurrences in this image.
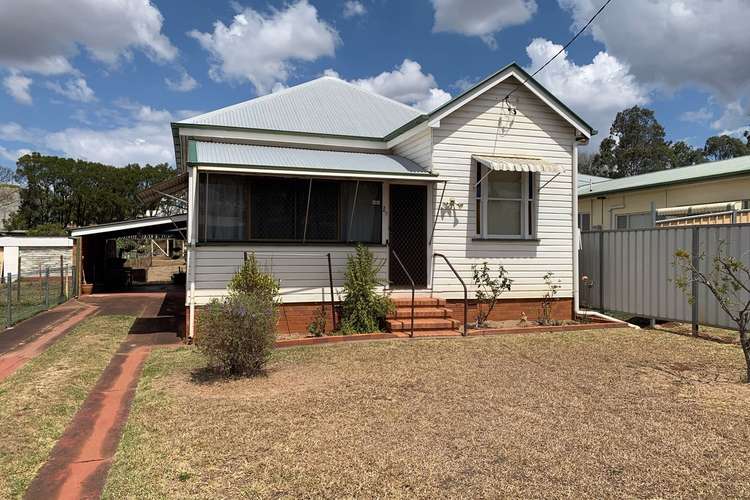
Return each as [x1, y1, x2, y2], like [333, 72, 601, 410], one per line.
[575, 308, 640, 329]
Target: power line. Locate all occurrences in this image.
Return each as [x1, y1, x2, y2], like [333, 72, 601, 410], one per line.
[503, 0, 615, 103]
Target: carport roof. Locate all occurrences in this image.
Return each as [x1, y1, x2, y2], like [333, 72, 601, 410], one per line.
[70, 214, 187, 238]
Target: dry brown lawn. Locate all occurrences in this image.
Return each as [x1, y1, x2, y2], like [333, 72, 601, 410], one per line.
[104, 328, 750, 499]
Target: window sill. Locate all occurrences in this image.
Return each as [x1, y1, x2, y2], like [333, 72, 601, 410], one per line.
[196, 241, 386, 247]
[471, 237, 540, 242]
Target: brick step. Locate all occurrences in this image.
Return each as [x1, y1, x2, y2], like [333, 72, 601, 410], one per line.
[386, 318, 460, 332]
[387, 307, 451, 319]
[390, 296, 446, 307]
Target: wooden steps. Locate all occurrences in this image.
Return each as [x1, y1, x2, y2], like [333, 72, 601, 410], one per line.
[386, 296, 460, 334]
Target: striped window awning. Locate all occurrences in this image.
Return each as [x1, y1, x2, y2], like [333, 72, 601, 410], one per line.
[473, 155, 564, 173]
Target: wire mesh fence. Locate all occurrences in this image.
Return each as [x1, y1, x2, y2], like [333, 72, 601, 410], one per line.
[0, 256, 76, 327]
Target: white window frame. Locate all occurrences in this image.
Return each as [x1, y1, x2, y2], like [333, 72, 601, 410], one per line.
[615, 212, 651, 230]
[475, 164, 537, 240]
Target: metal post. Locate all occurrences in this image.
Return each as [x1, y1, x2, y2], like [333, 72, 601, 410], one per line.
[44, 267, 50, 308]
[691, 227, 700, 336]
[598, 230, 604, 310]
[327, 253, 336, 331]
[59, 255, 65, 301]
[72, 265, 77, 297]
[6, 272, 12, 326]
[16, 253, 21, 302]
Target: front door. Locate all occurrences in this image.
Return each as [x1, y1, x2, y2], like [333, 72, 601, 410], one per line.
[389, 184, 427, 287]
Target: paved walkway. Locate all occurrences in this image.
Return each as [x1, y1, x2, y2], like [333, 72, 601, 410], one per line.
[25, 288, 184, 500]
[0, 300, 98, 382]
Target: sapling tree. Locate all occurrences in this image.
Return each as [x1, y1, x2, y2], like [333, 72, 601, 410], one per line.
[673, 242, 750, 382]
[539, 272, 562, 326]
[471, 262, 512, 327]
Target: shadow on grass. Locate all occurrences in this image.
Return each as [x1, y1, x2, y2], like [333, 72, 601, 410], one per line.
[189, 365, 268, 385]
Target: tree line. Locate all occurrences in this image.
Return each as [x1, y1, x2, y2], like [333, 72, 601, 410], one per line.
[580, 106, 750, 178]
[5, 153, 175, 233]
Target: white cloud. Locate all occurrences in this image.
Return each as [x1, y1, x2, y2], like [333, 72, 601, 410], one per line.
[0, 0, 177, 75]
[0, 103, 176, 166]
[165, 69, 198, 92]
[451, 76, 479, 93]
[412, 88, 452, 113]
[711, 100, 750, 134]
[680, 107, 713, 124]
[46, 77, 96, 102]
[558, 0, 750, 101]
[431, 0, 537, 48]
[3, 71, 32, 104]
[189, 0, 339, 94]
[343, 0, 367, 18]
[349, 59, 451, 111]
[0, 145, 31, 164]
[525, 38, 649, 140]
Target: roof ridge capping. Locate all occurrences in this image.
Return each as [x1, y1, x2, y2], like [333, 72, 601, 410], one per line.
[318, 75, 427, 117]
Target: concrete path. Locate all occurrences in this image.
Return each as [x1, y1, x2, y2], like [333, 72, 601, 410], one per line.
[25, 289, 184, 500]
[0, 300, 98, 382]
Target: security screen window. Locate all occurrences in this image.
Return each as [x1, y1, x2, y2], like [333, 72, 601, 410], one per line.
[198, 173, 382, 243]
[475, 166, 537, 239]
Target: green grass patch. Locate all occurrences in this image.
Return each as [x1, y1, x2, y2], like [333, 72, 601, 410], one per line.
[0, 315, 134, 499]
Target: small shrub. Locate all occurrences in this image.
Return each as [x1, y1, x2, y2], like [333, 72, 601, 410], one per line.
[539, 272, 562, 326]
[308, 304, 327, 337]
[196, 292, 277, 376]
[472, 262, 512, 327]
[228, 253, 280, 303]
[340, 244, 393, 333]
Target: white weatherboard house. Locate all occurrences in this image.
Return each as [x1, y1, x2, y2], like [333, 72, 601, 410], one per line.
[175, 63, 594, 336]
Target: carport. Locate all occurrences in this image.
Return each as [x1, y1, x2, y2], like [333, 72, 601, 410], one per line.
[70, 214, 187, 294]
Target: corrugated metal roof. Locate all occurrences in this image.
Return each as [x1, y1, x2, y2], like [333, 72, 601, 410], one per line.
[578, 155, 750, 196]
[177, 77, 424, 139]
[190, 141, 437, 180]
[577, 173, 610, 187]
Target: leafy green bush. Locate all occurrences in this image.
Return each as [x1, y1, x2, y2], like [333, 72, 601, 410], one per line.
[340, 245, 393, 333]
[307, 305, 327, 337]
[196, 253, 280, 376]
[196, 292, 277, 376]
[228, 253, 280, 303]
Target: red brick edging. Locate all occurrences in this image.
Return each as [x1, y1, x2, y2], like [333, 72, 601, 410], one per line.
[275, 320, 629, 348]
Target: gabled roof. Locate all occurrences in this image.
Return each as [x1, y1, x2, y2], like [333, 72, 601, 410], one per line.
[425, 62, 595, 139]
[578, 155, 750, 197]
[176, 77, 425, 139]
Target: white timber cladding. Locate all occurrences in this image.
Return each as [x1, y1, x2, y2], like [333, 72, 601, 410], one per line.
[429, 78, 575, 299]
[391, 127, 432, 170]
[192, 246, 388, 305]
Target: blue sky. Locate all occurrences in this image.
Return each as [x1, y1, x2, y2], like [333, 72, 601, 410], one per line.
[0, 0, 748, 168]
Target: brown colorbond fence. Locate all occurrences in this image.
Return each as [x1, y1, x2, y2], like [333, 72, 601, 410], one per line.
[579, 224, 750, 330]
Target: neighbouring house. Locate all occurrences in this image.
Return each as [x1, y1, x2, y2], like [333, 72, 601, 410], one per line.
[173, 63, 594, 336]
[578, 155, 750, 230]
[0, 236, 74, 279]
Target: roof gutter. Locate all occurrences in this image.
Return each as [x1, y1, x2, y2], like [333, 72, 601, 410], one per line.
[578, 171, 750, 198]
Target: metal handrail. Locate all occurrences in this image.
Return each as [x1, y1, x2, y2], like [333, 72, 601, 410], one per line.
[245, 250, 337, 331]
[433, 253, 468, 336]
[389, 246, 415, 337]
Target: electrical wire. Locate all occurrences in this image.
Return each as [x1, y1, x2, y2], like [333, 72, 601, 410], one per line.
[503, 0, 615, 103]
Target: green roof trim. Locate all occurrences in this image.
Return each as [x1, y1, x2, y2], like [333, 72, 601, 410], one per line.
[578, 155, 750, 197]
[187, 140, 197, 163]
